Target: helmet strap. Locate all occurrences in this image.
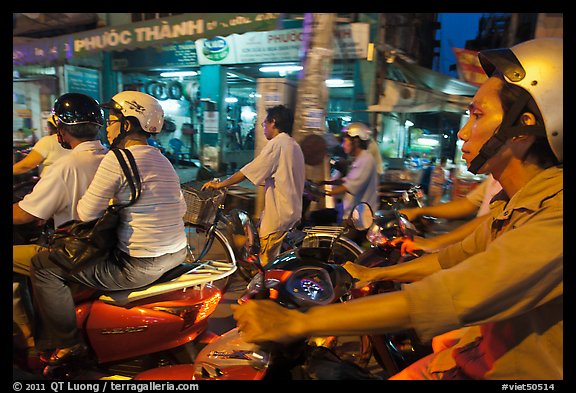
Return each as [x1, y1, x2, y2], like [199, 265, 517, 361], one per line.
[110, 117, 130, 149]
[467, 89, 545, 174]
[56, 128, 72, 150]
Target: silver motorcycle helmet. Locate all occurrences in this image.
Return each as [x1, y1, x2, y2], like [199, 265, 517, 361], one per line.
[477, 38, 563, 164]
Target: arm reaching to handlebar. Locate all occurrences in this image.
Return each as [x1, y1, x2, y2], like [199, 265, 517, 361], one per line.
[343, 251, 442, 288]
[232, 252, 442, 345]
[402, 215, 491, 254]
[232, 290, 411, 345]
[202, 171, 246, 191]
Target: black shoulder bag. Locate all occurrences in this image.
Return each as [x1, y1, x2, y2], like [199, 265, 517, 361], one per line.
[47, 148, 141, 274]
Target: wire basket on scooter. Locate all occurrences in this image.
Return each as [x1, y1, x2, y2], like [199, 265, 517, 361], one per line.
[182, 185, 226, 226]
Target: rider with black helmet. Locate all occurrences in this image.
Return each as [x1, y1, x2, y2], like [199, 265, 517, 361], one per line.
[13, 92, 107, 351]
[13, 92, 106, 250]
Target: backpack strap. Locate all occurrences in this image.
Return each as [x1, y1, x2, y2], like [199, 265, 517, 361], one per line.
[111, 148, 142, 208]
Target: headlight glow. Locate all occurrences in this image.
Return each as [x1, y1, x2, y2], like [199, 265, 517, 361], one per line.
[366, 223, 390, 246]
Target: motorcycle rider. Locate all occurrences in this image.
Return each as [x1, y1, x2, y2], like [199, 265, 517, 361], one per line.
[29, 91, 188, 366]
[232, 38, 563, 379]
[399, 174, 503, 254]
[13, 93, 107, 273]
[13, 93, 107, 354]
[13, 116, 71, 177]
[326, 122, 379, 220]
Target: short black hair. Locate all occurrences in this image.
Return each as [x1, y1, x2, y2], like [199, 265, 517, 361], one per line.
[61, 123, 101, 141]
[265, 105, 294, 135]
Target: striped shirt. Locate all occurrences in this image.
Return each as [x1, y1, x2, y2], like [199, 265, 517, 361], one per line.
[77, 145, 187, 257]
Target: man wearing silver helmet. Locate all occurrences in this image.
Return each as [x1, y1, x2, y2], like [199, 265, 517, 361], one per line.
[232, 38, 563, 380]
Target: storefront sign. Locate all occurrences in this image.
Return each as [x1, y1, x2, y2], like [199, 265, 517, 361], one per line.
[112, 42, 199, 71]
[203, 111, 219, 134]
[64, 65, 101, 103]
[452, 48, 488, 86]
[13, 13, 280, 65]
[195, 23, 370, 65]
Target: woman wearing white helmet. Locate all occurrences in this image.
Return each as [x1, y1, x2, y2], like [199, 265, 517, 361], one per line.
[30, 91, 188, 365]
[232, 38, 563, 380]
[326, 122, 379, 222]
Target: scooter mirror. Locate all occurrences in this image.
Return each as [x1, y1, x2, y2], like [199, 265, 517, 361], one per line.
[350, 202, 374, 231]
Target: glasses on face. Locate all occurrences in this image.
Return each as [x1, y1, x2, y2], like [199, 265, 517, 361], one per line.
[106, 119, 120, 127]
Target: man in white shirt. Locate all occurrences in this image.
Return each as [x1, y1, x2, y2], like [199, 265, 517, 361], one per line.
[13, 93, 107, 275]
[13, 93, 106, 353]
[203, 105, 305, 266]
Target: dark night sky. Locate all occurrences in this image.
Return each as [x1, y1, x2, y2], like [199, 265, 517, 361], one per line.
[436, 13, 484, 77]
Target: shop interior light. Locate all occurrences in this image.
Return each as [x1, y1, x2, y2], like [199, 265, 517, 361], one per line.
[159, 71, 198, 78]
[225, 97, 238, 103]
[259, 65, 303, 74]
[326, 79, 354, 88]
[416, 137, 440, 147]
[158, 100, 181, 112]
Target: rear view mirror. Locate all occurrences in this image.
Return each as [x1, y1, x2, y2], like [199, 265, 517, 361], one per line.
[350, 202, 374, 231]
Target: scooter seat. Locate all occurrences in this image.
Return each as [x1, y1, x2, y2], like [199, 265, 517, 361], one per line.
[98, 260, 236, 306]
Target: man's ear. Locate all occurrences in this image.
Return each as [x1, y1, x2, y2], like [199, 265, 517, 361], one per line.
[520, 112, 536, 126]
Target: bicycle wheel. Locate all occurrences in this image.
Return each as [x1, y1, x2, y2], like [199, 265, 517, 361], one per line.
[184, 224, 236, 293]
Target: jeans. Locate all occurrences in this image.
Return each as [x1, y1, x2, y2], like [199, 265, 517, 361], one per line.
[30, 246, 187, 351]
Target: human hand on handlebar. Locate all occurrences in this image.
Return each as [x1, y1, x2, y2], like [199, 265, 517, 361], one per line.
[398, 208, 421, 222]
[231, 301, 305, 345]
[390, 236, 435, 255]
[201, 178, 221, 191]
[342, 261, 375, 289]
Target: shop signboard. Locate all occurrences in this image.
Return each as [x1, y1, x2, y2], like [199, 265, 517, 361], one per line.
[203, 111, 219, 134]
[195, 23, 370, 65]
[13, 13, 280, 65]
[452, 48, 489, 86]
[112, 42, 199, 71]
[64, 65, 101, 103]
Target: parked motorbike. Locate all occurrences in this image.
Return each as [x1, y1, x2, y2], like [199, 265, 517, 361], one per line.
[134, 202, 382, 380]
[13, 187, 238, 380]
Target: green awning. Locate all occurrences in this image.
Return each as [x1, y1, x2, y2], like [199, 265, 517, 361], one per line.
[13, 13, 281, 65]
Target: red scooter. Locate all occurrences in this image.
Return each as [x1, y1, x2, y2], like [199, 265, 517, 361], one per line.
[13, 254, 235, 380]
[13, 189, 237, 380]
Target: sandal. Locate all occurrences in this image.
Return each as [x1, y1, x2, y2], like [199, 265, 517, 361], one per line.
[46, 343, 88, 366]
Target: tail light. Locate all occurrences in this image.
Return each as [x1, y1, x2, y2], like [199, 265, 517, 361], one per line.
[152, 290, 222, 329]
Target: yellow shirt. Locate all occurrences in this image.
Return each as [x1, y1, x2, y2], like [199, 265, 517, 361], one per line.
[403, 166, 563, 379]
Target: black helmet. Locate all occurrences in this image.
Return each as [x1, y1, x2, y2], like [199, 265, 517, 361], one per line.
[52, 93, 104, 127]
